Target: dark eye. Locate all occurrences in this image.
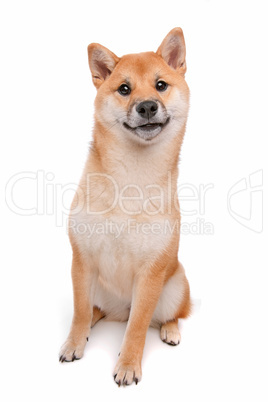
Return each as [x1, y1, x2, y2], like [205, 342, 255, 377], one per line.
[118, 84, 131, 96]
[156, 81, 168, 92]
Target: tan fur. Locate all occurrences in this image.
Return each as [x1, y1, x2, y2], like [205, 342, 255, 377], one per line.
[60, 27, 191, 386]
[91, 306, 105, 327]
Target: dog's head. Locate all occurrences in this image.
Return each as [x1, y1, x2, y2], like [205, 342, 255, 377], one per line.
[87, 28, 189, 145]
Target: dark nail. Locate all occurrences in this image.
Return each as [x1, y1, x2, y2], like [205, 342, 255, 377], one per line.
[134, 378, 138, 385]
[118, 380, 121, 387]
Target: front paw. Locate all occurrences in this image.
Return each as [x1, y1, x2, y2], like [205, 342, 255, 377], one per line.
[59, 336, 88, 363]
[113, 356, 142, 386]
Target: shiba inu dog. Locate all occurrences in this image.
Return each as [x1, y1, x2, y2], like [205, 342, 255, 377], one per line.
[59, 27, 191, 386]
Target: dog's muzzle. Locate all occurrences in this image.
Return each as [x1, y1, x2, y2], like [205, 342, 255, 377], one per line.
[123, 100, 170, 141]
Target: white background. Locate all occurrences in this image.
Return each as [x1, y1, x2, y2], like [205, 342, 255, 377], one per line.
[1, 0, 267, 401]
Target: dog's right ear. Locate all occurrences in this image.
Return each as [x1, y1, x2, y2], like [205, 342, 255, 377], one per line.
[87, 43, 119, 89]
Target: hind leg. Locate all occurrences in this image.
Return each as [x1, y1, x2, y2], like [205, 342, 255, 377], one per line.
[152, 262, 191, 345]
[91, 306, 106, 327]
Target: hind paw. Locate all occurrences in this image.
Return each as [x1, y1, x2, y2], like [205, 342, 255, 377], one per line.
[160, 321, 181, 346]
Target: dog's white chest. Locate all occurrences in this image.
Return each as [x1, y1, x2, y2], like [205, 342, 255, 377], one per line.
[70, 210, 173, 297]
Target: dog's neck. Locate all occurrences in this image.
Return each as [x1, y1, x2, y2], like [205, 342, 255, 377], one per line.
[89, 120, 185, 189]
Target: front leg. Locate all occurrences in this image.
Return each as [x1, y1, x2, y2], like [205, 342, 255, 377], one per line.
[113, 263, 166, 386]
[59, 246, 96, 362]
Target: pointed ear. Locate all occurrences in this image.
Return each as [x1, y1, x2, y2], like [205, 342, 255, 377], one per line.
[157, 28, 186, 74]
[87, 43, 119, 89]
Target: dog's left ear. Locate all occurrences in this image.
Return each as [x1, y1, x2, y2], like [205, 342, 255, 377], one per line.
[157, 28, 186, 75]
[87, 43, 120, 89]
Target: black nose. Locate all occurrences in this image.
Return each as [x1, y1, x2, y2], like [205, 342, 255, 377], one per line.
[136, 101, 158, 119]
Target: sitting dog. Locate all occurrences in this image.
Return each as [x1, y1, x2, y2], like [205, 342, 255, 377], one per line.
[59, 27, 191, 386]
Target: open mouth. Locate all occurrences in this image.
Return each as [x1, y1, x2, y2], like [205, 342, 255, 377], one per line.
[123, 118, 170, 141]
